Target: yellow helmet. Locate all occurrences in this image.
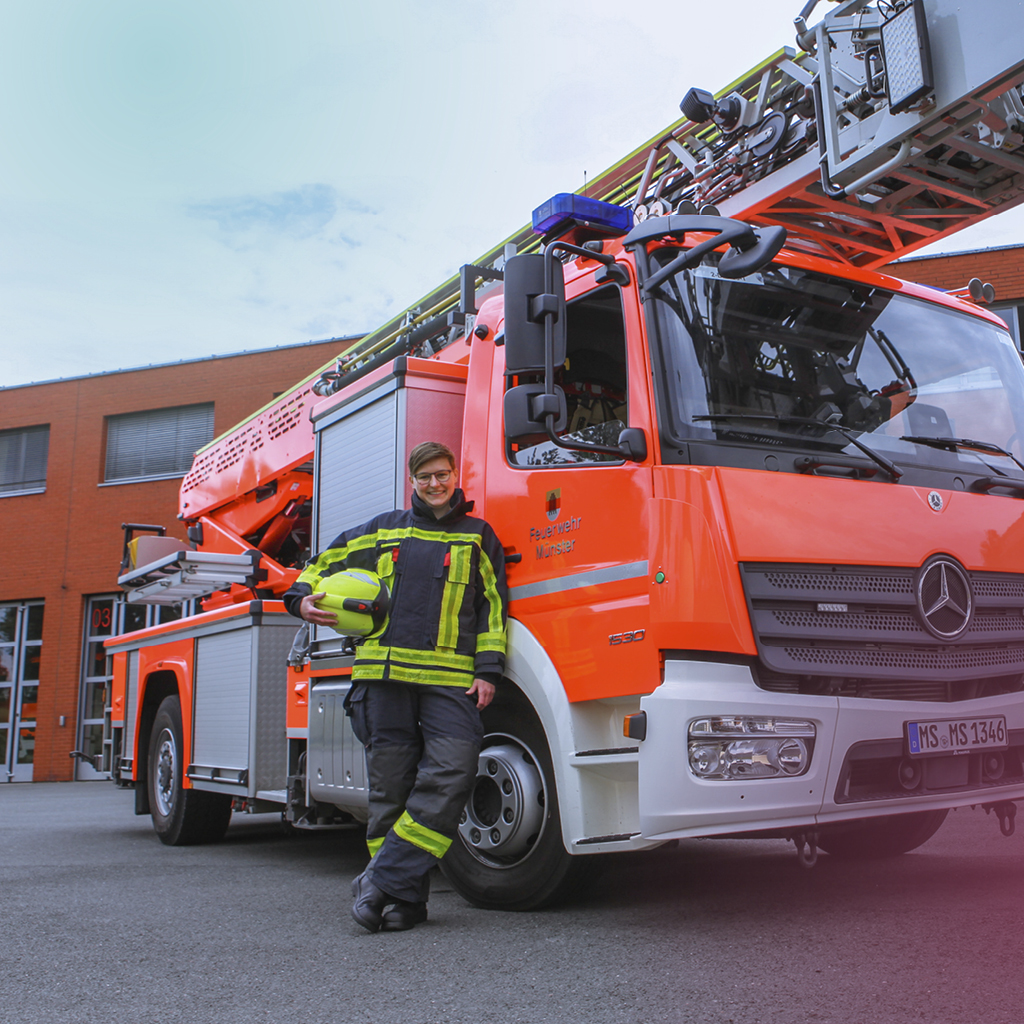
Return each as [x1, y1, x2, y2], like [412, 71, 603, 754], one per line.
[317, 569, 390, 636]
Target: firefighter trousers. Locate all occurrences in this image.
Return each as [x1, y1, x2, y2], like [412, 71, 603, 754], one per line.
[347, 680, 484, 903]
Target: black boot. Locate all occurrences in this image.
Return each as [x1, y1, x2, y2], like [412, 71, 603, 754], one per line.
[380, 900, 428, 932]
[350, 872, 389, 933]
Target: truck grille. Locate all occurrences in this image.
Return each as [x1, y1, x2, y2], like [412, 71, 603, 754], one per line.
[742, 562, 1024, 702]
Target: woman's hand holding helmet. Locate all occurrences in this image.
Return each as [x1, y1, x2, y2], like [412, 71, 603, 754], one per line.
[299, 592, 339, 627]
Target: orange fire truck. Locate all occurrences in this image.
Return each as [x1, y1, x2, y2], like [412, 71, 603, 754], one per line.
[105, 0, 1024, 907]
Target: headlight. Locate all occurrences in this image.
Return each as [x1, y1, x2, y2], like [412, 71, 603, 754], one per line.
[687, 717, 815, 780]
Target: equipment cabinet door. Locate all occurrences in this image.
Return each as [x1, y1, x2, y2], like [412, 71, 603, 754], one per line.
[492, 277, 657, 702]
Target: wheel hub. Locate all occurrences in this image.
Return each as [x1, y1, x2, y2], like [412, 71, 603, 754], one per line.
[154, 728, 177, 818]
[458, 739, 545, 862]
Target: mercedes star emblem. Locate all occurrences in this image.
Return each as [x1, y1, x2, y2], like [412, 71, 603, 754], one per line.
[916, 557, 973, 640]
[928, 491, 943, 512]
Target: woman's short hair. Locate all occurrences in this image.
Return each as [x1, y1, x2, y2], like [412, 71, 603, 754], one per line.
[408, 441, 456, 477]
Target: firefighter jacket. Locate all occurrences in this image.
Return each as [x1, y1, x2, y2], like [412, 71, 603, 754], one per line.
[284, 489, 507, 688]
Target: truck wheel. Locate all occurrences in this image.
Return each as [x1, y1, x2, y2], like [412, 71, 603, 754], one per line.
[441, 710, 587, 910]
[817, 808, 948, 860]
[148, 695, 232, 846]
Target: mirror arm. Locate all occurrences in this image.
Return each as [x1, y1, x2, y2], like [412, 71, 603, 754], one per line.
[641, 229, 751, 296]
[543, 252, 556, 406]
[544, 240, 616, 266]
[624, 215, 785, 295]
[595, 261, 630, 286]
[541, 416, 638, 460]
[642, 248, 699, 295]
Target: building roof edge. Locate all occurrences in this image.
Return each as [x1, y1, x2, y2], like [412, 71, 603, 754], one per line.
[894, 242, 1024, 265]
[0, 334, 364, 393]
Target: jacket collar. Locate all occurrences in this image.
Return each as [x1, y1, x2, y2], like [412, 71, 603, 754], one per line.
[411, 487, 474, 524]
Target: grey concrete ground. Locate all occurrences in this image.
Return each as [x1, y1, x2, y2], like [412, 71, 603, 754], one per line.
[2, 782, 1023, 1024]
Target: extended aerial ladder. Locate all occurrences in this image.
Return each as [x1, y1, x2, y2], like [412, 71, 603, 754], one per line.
[122, 0, 1024, 606]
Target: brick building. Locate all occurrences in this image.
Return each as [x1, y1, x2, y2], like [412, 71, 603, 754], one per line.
[896, 243, 1024, 348]
[0, 338, 356, 783]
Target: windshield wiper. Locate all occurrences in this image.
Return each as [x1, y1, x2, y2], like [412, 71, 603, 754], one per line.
[900, 435, 1024, 477]
[694, 413, 903, 479]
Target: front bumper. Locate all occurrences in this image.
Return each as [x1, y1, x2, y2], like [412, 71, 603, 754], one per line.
[638, 659, 1024, 840]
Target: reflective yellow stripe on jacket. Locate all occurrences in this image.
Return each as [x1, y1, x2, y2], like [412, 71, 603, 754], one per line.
[353, 642, 476, 687]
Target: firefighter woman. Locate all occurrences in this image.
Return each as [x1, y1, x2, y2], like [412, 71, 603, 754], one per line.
[284, 441, 508, 932]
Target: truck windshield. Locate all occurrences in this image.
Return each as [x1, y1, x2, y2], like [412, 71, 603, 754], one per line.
[646, 257, 1024, 478]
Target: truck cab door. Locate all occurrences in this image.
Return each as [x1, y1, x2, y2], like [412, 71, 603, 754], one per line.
[491, 270, 658, 702]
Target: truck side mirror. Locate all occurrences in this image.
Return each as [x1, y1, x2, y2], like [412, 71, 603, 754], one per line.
[504, 384, 568, 440]
[503, 253, 566, 374]
[717, 224, 787, 279]
[617, 427, 647, 462]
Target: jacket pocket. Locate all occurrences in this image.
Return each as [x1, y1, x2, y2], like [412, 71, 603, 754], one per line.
[376, 545, 399, 581]
[437, 544, 473, 650]
[344, 682, 369, 746]
[448, 544, 473, 585]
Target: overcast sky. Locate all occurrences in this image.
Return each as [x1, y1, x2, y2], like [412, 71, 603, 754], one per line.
[3, 0, 1023, 389]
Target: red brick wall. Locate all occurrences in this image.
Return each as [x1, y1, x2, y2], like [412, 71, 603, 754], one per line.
[896, 245, 1024, 301]
[0, 340, 352, 781]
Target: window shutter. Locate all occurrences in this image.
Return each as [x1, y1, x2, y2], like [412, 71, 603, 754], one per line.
[0, 425, 49, 493]
[105, 404, 214, 482]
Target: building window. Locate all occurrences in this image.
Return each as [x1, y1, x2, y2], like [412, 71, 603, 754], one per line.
[77, 596, 115, 780]
[0, 600, 43, 783]
[76, 595, 192, 780]
[104, 404, 214, 483]
[992, 303, 1022, 349]
[0, 425, 49, 496]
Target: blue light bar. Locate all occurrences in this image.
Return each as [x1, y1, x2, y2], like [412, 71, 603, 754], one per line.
[531, 193, 633, 237]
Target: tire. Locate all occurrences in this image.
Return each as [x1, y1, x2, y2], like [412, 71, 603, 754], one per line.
[441, 705, 588, 910]
[817, 808, 948, 860]
[148, 695, 232, 846]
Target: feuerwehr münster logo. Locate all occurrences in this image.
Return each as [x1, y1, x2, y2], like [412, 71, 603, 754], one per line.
[545, 489, 561, 522]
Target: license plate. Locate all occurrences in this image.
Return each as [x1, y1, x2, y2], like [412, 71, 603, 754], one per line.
[906, 716, 1008, 757]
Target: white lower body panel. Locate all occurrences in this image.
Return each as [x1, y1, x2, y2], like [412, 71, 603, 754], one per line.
[639, 659, 1024, 840]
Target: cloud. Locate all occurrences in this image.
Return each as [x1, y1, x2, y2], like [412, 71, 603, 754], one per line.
[189, 183, 366, 238]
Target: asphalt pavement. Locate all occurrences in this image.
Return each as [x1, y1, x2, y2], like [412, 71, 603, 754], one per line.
[2, 781, 1023, 1024]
